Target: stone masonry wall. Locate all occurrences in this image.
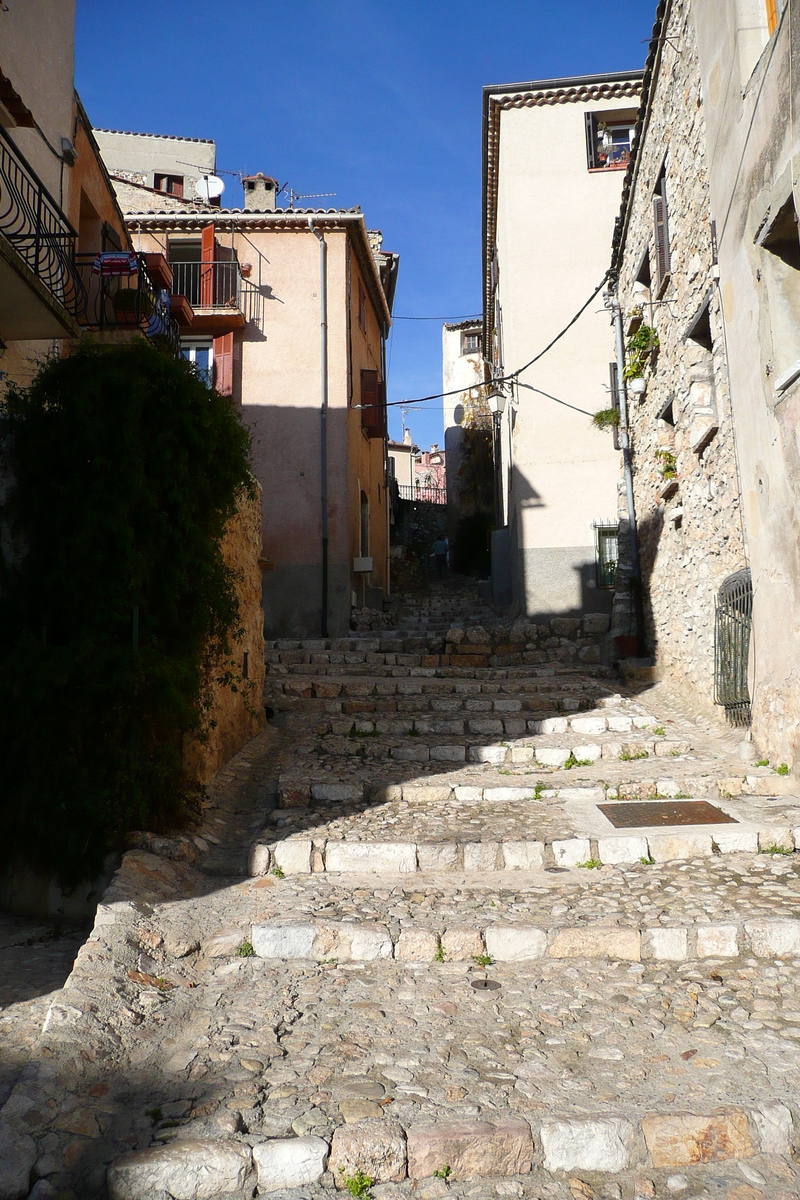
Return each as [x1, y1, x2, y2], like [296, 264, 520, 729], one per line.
[184, 484, 266, 785]
[612, 0, 747, 716]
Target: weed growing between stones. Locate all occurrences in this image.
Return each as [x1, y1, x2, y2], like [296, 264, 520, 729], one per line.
[0, 341, 253, 885]
[774, 763, 790, 776]
[653, 726, 666, 736]
[433, 1166, 452, 1180]
[578, 858, 602, 870]
[619, 749, 649, 761]
[434, 943, 445, 963]
[533, 783, 545, 800]
[640, 854, 656, 865]
[341, 1170, 373, 1198]
[472, 954, 493, 968]
[755, 758, 769, 767]
[236, 941, 255, 957]
[760, 844, 793, 856]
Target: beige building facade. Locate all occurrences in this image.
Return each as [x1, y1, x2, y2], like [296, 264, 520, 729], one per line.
[482, 71, 643, 617]
[99, 137, 398, 637]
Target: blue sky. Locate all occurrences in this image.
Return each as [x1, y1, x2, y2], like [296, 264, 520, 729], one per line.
[75, 0, 656, 449]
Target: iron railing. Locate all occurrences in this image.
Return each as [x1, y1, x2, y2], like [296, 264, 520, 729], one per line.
[170, 259, 263, 326]
[74, 252, 181, 357]
[398, 483, 447, 505]
[714, 567, 753, 726]
[0, 122, 86, 322]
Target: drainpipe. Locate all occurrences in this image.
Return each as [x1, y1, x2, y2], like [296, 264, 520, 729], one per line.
[308, 217, 328, 637]
[605, 287, 645, 655]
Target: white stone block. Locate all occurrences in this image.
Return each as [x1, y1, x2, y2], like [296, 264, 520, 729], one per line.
[745, 919, 800, 957]
[252, 922, 316, 959]
[395, 929, 439, 962]
[632, 714, 656, 727]
[607, 716, 633, 732]
[253, 1136, 328, 1192]
[311, 783, 362, 802]
[346, 924, 394, 961]
[453, 786, 482, 802]
[511, 746, 534, 763]
[417, 843, 459, 871]
[468, 744, 507, 764]
[502, 841, 544, 870]
[441, 928, 484, 961]
[598, 835, 648, 865]
[713, 827, 759, 854]
[570, 716, 607, 735]
[758, 828, 795, 852]
[696, 925, 739, 957]
[536, 747, 570, 768]
[655, 778, 682, 798]
[532, 717, 568, 735]
[752, 1103, 794, 1156]
[648, 833, 713, 862]
[572, 743, 602, 763]
[646, 927, 688, 961]
[485, 926, 547, 961]
[325, 842, 417, 874]
[463, 842, 500, 871]
[540, 1117, 634, 1173]
[107, 1140, 253, 1200]
[552, 838, 591, 867]
[272, 839, 313, 874]
[248, 843, 271, 876]
[484, 786, 539, 803]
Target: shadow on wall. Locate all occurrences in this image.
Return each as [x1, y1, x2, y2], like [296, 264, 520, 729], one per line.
[240, 403, 353, 640]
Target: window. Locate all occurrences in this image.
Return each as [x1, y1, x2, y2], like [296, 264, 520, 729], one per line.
[461, 331, 481, 356]
[154, 173, 184, 197]
[358, 279, 367, 334]
[181, 339, 214, 387]
[585, 111, 637, 171]
[653, 165, 671, 292]
[594, 523, 619, 588]
[360, 369, 386, 438]
[758, 192, 800, 383]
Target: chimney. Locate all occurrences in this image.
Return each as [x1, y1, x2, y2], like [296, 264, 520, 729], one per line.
[242, 173, 278, 212]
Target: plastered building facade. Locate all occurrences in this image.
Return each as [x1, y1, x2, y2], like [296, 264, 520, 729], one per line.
[482, 71, 643, 619]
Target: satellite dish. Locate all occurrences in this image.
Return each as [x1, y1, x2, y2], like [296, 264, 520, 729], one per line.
[194, 175, 224, 202]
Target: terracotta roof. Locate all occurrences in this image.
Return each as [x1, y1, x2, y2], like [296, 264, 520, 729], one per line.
[443, 318, 481, 331]
[94, 128, 215, 144]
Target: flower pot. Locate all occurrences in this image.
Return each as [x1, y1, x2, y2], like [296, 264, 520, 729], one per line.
[628, 377, 646, 396]
[615, 634, 638, 658]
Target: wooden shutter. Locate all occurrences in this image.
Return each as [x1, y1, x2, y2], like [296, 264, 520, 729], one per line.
[360, 369, 383, 436]
[584, 112, 598, 170]
[200, 223, 215, 307]
[213, 332, 233, 396]
[653, 173, 670, 289]
[766, 0, 778, 34]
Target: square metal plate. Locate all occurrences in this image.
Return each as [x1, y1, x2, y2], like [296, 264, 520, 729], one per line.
[598, 800, 738, 829]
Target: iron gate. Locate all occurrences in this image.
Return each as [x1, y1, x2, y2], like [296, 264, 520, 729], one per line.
[714, 568, 752, 726]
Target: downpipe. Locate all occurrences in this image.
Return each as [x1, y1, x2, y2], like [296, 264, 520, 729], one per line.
[605, 286, 646, 656]
[309, 217, 329, 637]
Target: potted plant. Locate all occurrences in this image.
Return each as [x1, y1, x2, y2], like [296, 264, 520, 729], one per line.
[592, 407, 620, 431]
[623, 323, 659, 388]
[113, 287, 152, 326]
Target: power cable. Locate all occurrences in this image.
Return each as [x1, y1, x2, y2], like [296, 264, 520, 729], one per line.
[392, 313, 481, 321]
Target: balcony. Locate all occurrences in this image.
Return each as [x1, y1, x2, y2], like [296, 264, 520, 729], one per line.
[0, 122, 85, 338]
[398, 483, 447, 505]
[169, 259, 263, 330]
[74, 251, 181, 356]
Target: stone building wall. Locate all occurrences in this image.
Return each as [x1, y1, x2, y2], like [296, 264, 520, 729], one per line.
[184, 483, 266, 785]
[611, 0, 747, 716]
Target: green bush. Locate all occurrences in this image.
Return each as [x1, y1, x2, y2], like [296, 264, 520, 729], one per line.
[0, 340, 253, 885]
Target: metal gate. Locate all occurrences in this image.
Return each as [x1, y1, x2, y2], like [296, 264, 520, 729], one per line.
[714, 568, 752, 726]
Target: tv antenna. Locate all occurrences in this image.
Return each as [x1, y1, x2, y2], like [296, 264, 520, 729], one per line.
[277, 182, 338, 210]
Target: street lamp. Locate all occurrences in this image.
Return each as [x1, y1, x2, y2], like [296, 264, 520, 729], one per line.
[487, 384, 506, 415]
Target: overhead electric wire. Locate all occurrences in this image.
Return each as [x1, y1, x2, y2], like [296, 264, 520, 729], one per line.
[386, 272, 611, 408]
[392, 313, 482, 321]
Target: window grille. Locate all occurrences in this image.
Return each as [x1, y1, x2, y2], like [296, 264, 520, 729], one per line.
[593, 522, 619, 588]
[714, 568, 753, 726]
[462, 331, 481, 355]
[653, 164, 671, 291]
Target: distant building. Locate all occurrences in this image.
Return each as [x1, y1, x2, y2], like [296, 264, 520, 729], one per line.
[442, 320, 486, 540]
[414, 444, 446, 497]
[482, 70, 643, 617]
[388, 430, 417, 491]
[98, 133, 399, 636]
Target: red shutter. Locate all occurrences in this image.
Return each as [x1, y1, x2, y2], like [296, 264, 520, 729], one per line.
[766, 0, 778, 34]
[360, 369, 381, 436]
[213, 332, 233, 396]
[200, 223, 215, 307]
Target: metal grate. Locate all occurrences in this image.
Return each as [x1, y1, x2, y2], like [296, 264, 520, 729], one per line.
[593, 521, 619, 588]
[599, 800, 738, 828]
[714, 568, 753, 726]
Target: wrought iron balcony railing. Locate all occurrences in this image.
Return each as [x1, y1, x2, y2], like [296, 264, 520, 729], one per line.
[74, 252, 181, 357]
[0, 122, 86, 322]
[170, 259, 263, 325]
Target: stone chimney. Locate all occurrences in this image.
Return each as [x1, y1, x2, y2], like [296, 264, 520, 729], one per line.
[242, 173, 278, 212]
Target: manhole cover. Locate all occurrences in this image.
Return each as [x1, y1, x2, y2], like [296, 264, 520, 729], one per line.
[471, 979, 501, 991]
[598, 800, 738, 829]
[545, 867, 569, 873]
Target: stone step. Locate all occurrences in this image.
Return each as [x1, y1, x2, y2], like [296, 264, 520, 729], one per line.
[268, 675, 621, 707]
[268, 658, 609, 677]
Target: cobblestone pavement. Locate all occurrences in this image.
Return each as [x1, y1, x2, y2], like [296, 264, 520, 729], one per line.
[2, 591, 800, 1199]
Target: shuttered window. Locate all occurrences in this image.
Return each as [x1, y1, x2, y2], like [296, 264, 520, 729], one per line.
[584, 113, 599, 170]
[653, 167, 671, 292]
[360, 369, 386, 438]
[213, 332, 233, 396]
[200, 223, 215, 307]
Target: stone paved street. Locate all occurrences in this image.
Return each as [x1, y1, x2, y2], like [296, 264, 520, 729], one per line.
[2, 592, 800, 1199]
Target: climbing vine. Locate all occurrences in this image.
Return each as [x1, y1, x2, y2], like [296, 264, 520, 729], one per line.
[0, 340, 253, 885]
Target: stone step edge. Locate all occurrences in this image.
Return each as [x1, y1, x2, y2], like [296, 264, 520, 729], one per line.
[249, 915, 800, 964]
[105, 1105, 793, 1195]
[249, 825, 798, 878]
[276, 779, 799, 807]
